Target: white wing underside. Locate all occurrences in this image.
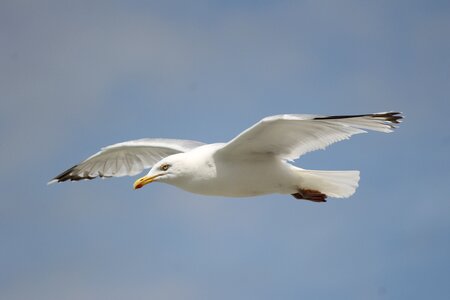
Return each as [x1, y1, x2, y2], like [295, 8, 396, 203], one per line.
[49, 138, 205, 183]
[217, 112, 402, 161]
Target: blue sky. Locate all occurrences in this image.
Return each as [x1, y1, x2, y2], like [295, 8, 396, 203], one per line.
[1, 0, 450, 299]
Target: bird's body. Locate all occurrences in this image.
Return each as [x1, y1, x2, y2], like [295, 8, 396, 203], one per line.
[164, 143, 296, 197]
[50, 112, 402, 202]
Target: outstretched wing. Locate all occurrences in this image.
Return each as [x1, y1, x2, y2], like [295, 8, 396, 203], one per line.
[217, 112, 402, 161]
[49, 138, 205, 183]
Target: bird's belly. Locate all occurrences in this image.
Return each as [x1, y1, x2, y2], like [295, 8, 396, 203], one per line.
[176, 160, 296, 197]
[180, 179, 275, 197]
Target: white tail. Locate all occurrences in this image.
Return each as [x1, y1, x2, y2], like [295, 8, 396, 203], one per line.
[297, 169, 360, 198]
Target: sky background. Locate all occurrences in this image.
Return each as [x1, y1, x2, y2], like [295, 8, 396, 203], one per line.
[1, 0, 450, 299]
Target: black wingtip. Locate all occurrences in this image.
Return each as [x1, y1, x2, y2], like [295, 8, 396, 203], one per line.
[314, 111, 403, 124]
[376, 111, 403, 124]
[48, 164, 96, 184]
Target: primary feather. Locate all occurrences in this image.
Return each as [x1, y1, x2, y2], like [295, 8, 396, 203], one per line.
[48, 138, 204, 183]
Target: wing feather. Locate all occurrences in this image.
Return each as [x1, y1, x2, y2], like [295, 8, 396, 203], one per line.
[49, 138, 205, 183]
[217, 112, 402, 161]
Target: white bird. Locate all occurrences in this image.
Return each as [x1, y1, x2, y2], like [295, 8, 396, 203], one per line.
[49, 112, 402, 202]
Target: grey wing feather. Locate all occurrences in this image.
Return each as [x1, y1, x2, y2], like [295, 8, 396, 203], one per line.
[49, 138, 205, 183]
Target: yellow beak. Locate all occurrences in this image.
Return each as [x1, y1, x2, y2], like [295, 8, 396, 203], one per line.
[133, 174, 162, 190]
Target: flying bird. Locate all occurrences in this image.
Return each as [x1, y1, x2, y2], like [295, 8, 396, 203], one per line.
[49, 112, 402, 202]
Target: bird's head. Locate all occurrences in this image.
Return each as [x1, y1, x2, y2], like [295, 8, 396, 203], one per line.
[133, 153, 189, 190]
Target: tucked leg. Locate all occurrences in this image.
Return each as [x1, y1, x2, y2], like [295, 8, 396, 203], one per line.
[291, 188, 327, 202]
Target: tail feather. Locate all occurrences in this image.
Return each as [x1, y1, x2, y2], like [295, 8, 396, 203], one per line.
[297, 169, 360, 198]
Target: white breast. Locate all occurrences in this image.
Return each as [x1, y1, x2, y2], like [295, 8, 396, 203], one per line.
[170, 145, 296, 197]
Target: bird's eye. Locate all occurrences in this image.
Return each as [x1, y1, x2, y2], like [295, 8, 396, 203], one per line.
[160, 164, 170, 171]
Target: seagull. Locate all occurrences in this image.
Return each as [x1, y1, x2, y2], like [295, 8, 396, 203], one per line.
[49, 112, 402, 202]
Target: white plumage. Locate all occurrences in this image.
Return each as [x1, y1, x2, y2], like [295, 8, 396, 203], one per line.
[50, 112, 402, 202]
[48, 139, 204, 182]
